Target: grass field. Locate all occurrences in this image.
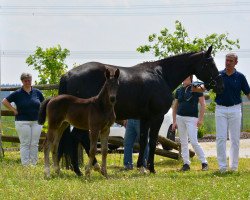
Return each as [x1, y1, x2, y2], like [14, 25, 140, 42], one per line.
[0, 152, 250, 200]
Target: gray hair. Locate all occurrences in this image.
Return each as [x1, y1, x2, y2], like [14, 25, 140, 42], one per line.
[20, 73, 32, 81]
[226, 53, 238, 61]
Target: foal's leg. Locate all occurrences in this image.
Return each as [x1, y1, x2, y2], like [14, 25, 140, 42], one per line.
[44, 135, 51, 178]
[85, 129, 99, 178]
[100, 127, 110, 178]
[51, 122, 69, 175]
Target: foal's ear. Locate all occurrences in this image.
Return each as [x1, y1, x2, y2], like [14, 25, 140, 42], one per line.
[205, 46, 213, 57]
[105, 68, 111, 79]
[114, 69, 120, 79]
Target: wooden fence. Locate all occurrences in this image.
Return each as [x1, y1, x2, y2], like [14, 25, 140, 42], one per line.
[0, 84, 58, 158]
[0, 84, 195, 160]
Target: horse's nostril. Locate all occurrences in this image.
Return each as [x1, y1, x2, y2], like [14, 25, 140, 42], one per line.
[110, 96, 116, 103]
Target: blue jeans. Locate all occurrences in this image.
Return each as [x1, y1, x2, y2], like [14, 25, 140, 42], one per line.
[123, 119, 148, 168]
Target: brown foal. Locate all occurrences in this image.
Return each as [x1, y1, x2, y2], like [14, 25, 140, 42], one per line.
[38, 68, 120, 178]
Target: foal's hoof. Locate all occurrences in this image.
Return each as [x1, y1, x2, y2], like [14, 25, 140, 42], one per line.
[101, 168, 108, 178]
[44, 172, 51, 179]
[93, 163, 101, 172]
[138, 166, 148, 174]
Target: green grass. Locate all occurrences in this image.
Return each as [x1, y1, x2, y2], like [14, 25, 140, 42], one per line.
[0, 152, 250, 200]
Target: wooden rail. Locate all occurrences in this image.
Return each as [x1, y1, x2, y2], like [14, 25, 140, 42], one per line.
[0, 84, 58, 91]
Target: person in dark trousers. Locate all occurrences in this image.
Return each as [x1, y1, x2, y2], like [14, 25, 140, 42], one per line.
[123, 119, 148, 170]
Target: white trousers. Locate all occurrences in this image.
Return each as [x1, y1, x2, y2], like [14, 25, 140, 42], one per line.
[177, 115, 207, 165]
[15, 121, 42, 166]
[215, 104, 242, 171]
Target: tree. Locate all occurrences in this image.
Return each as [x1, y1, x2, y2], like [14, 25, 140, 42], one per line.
[26, 45, 70, 97]
[137, 20, 240, 112]
[137, 20, 240, 58]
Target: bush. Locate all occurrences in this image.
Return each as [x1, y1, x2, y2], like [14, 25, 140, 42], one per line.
[198, 124, 206, 138]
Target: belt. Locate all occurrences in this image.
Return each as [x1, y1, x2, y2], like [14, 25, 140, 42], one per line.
[217, 103, 240, 107]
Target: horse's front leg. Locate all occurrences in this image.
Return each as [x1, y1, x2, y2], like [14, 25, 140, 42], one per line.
[136, 119, 150, 174]
[147, 116, 164, 173]
[100, 127, 110, 178]
[85, 129, 99, 178]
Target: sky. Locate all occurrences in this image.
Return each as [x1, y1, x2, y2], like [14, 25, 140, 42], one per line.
[1, 0, 250, 84]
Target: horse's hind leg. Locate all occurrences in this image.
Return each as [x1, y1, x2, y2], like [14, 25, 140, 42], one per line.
[85, 130, 99, 178]
[100, 128, 110, 178]
[51, 122, 69, 175]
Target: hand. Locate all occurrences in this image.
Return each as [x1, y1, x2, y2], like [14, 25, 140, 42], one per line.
[197, 119, 203, 127]
[172, 122, 177, 131]
[13, 109, 18, 115]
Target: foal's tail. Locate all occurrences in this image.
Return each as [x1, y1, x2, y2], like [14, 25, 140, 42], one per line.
[38, 98, 51, 125]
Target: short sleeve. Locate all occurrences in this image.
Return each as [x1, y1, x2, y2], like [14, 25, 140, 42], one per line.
[241, 74, 250, 95]
[6, 91, 18, 103]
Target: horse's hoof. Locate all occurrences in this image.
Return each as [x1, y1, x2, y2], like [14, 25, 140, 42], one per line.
[101, 170, 108, 178]
[93, 163, 101, 172]
[147, 164, 156, 174]
[138, 166, 148, 174]
[44, 172, 51, 179]
[75, 170, 83, 177]
[85, 166, 91, 177]
[55, 168, 60, 175]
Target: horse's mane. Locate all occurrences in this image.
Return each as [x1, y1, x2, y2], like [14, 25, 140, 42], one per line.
[135, 51, 199, 67]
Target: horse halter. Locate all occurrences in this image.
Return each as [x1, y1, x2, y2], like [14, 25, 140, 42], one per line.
[202, 56, 221, 90]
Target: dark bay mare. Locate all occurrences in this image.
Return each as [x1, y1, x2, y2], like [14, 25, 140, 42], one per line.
[38, 68, 120, 178]
[59, 46, 224, 174]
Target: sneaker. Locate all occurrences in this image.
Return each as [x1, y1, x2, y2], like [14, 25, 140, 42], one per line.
[230, 167, 238, 172]
[219, 168, 227, 173]
[202, 163, 208, 171]
[180, 164, 190, 171]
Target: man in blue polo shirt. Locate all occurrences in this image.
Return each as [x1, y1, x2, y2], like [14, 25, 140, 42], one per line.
[215, 53, 250, 172]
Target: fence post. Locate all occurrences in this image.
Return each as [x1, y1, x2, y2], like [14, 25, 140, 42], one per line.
[241, 103, 243, 131]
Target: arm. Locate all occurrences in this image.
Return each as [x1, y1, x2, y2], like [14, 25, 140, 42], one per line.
[172, 99, 178, 131]
[247, 93, 250, 101]
[192, 85, 206, 93]
[1, 98, 18, 115]
[197, 96, 206, 127]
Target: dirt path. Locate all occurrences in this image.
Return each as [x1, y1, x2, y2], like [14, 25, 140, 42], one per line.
[198, 139, 250, 158]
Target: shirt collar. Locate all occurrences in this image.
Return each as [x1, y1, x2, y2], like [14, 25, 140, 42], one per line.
[221, 68, 237, 76]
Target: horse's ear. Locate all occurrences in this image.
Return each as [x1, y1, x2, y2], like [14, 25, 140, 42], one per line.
[205, 46, 213, 57]
[114, 69, 120, 79]
[105, 68, 111, 79]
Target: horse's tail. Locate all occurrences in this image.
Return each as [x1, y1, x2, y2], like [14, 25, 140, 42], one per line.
[58, 74, 67, 95]
[38, 98, 51, 125]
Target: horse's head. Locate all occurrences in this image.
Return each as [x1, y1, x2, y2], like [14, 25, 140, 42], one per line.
[105, 68, 120, 104]
[194, 46, 224, 94]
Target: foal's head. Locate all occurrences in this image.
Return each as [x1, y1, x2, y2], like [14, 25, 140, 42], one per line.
[105, 68, 120, 105]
